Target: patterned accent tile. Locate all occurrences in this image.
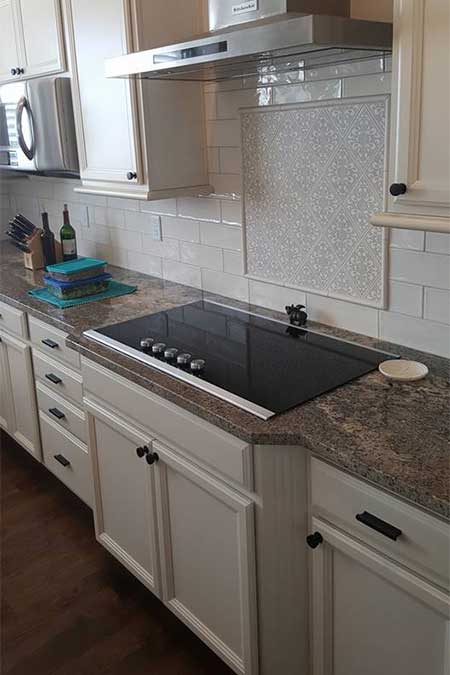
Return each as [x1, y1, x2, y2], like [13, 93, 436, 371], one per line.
[242, 96, 389, 307]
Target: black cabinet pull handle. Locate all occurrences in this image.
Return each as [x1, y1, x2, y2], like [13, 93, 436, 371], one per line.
[356, 511, 402, 542]
[54, 454, 70, 468]
[49, 407, 65, 420]
[389, 182, 407, 197]
[45, 373, 62, 385]
[42, 338, 59, 349]
[146, 451, 159, 465]
[17, 67, 24, 75]
[136, 445, 150, 459]
[306, 532, 323, 549]
[127, 171, 137, 180]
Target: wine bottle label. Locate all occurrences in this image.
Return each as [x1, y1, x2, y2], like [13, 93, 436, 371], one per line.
[62, 238, 76, 256]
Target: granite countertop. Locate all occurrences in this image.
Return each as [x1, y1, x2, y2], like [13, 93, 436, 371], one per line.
[1, 242, 449, 520]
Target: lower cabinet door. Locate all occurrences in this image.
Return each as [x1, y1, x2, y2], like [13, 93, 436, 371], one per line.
[310, 517, 450, 675]
[0, 330, 41, 459]
[0, 335, 12, 431]
[85, 399, 160, 596]
[153, 440, 258, 675]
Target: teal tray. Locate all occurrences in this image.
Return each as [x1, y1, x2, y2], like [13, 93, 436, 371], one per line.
[29, 280, 137, 308]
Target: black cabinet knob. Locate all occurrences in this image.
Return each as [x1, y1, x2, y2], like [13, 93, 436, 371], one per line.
[136, 445, 150, 458]
[17, 67, 24, 75]
[11, 68, 17, 76]
[390, 182, 407, 197]
[145, 451, 159, 465]
[127, 171, 137, 180]
[306, 532, 323, 549]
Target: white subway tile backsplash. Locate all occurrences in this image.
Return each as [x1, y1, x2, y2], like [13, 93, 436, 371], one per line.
[125, 211, 160, 233]
[177, 197, 221, 222]
[200, 222, 242, 250]
[425, 232, 450, 255]
[204, 91, 217, 120]
[140, 198, 177, 216]
[221, 199, 242, 225]
[219, 147, 242, 175]
[109, 228, 142, 252]
[127, 251, 162, 277]
[305, 57, 384, 82]
[201, 269, 249, 302]
[390, 228, 425, 251]
[223, 250, 244, 275]
[209, 174, 242, 196]
[342, 72, 392, 97]
[249, 279, 306, 313]
[390, 249, 450, 289]
[306, 293, 379, 337]
[161, 215, 200, 242]
[180, 241, 223, 271]
[207, 148, 220, 174]
[379, 311, 450, 358]
[162, 259, 202, 288]
[388, 281, 423, 317]
[206, 119, 241, 147]
[106, 196, 139, 211]
[142, 236, 180, 260]
[273, 79, 341, 105]
[216, 88, 272, 119]
[424, 287, 450, 324]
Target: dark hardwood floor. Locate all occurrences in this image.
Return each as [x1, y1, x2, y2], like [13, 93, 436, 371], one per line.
[1, 430, 233, 675]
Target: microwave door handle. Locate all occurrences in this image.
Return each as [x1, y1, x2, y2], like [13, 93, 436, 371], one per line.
[16, 96, 35, 160]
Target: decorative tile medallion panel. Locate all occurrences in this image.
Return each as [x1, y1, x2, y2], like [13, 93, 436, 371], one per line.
[242, 95, 389, 307]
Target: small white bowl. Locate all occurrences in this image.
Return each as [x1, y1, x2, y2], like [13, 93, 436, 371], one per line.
[379, 359, 429, 382]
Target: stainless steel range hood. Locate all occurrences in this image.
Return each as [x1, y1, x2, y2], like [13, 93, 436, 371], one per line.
[105, 0, 392, 83]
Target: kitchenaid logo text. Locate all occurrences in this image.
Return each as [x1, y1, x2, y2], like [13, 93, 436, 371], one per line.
[232, 1, 258, 16]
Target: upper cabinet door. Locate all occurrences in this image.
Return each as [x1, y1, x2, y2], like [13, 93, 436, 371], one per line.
[68, 0, 140, 186]
[0, 0, 21, 83]
[389, 0, 450, 221]
[17, 0, 65, 79]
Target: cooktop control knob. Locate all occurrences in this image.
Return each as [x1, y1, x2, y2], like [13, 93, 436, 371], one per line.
[190, 358, 206, 374]
[140, 337, 154, 351]
[177, 353, 192, 367]
[164, 347, 178, 362]
[152, 342, 166, 356]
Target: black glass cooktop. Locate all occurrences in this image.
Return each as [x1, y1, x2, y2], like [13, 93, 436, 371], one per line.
[84, 300, 397, 419]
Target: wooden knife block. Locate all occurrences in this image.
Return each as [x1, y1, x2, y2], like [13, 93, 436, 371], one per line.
[23, 232, 63, 270]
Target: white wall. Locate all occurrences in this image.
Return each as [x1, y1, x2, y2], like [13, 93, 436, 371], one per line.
[4, 57, 450, 358]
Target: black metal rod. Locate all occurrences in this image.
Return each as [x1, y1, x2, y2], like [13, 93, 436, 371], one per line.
[356, 511, 402, 542]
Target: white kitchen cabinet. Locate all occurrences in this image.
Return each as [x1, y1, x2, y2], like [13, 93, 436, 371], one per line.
[0, 0, 65, 84]
[0, 0, 21, 82]
[154, 440, 258, 675]
[17, 0, 65, 79]
[0, 330, 41, 459]
[85, 398, 160, 596]
[310, 517, 450, 675]
[372, 0, 450, 233]
[66, 0, 210, 200]
[0, 331, 13, 431]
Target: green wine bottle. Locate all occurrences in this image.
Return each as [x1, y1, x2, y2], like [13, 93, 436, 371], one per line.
[60, 204, 77, 261]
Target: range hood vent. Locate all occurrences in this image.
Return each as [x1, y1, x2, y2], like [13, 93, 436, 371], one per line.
[105, 1, 392, 83]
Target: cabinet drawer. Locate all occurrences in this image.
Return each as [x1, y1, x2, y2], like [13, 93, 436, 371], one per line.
[40, 413, 92, 508]
[36, 382, 86, 443]
[0, 301, 28, 338]
[29, 317, 80, 370]
[33, 351, 83, 406]
[311, 458, 450, 590]
[82, 358, 253, 489]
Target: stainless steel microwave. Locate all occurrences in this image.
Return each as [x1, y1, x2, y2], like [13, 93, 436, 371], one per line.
[0, 76, 79, 176]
